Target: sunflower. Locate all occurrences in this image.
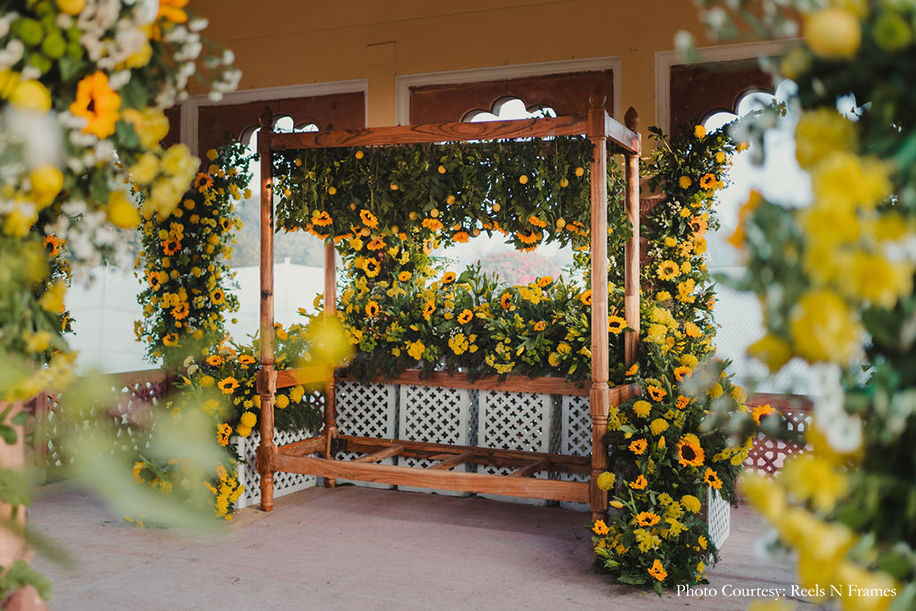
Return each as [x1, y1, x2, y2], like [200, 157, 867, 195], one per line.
[220, 218, 232, 232]
[422, 218, 444, 232]
[422, 300, 436, 321]
[636, 511, 661, 527]
[364, 259, 380, 278]
[499, 293, 513, 310]
[629, 475, 648, 490]
[206, 354, 223, 367]
[677, 434, 705, 467]
[656, 260, 679, 281]
[360, 209, 378, 228]
[536, 276, 553, 288]
[366, 301, 380, 317]
[751, 403, 776, 424]
[162, 333, 178, 346]
[673, 366, 692, 381]
[239, 354, 256, 368]
[457, 309, 473, 324]
[608, 315, 627, 334]
[629, 438, 648, 455]
[441, 272, 456, 285]
[625, 363, 638, 376]
[648, 559, 668, 582]
[171, 301, 190, 320]
[592, 520, 610, 535]
[516, 228, 542, 245]
[43, 235, 61, 257]
[453, 231, 470, 243]
[218, 376, 239, 394]
[194, 173, 214, 191]
[69, 71, 121, 139]
[161, 238, 180, 255]
[528, 215, 547, 228]
[647, 385, 667, 402]
[533, 320, 547, 332]
[216, 423, 231, 447]
[703, 468, 723, 490]
[675, 395, 690, 410]
[578, 290, 592, 306]
[210, 288, 225, 304]
[398, 271, 412, 282]
[367, 237, 385, 250]
[700, 173, 717, 190]
[313, 211, 333, 226]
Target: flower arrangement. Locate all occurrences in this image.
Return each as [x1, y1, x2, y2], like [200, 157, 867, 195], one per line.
[131, 320, 326, 519]
[588, 123, 754, 591]
[0, 0, 238, 402]
[693, 1, 916, 607]
[135, 140, 253, 367]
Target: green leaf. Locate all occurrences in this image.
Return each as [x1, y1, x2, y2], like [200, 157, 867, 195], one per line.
[617, 574, 647, 585]
[0, 425, 17, 445]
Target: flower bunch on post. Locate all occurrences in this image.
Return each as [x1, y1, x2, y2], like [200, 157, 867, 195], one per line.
[135, 140, 253, 367]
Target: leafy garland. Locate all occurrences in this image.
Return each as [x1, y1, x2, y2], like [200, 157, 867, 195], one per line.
[589, 124, 757, 591]
[135, 141, 252, 367]
[274, 138, 603, 252]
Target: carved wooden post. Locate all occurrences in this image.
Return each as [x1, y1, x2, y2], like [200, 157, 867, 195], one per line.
[323, 242, 338, 488]
[587, 88, 610, 522]
[623, 107, 641, 367]
[256, 107, 277, 512]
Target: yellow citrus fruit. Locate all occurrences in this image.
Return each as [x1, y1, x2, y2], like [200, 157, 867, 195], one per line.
[327, 186, 336, 195]
[446, 195, 456, 205]
[355, 150, 364, 159]
[492, 203, 501, 212]
[804, 8, 861, 58]
[56, 0, 86, 16]
[575, 167, 585, 177]
[560, 178, 569, 188]
[438, 165, 446, 174]
[519, 175, 529, 185]
[431, 208, 439, 218]
[29, 164, 63, 207]
[556, 218, 566, 229]
[11, 80, 52, 113]
[390, 183, 399, 191]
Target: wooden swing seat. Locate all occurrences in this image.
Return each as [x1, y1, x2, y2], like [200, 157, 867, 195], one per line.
[255, 88, 641, 521]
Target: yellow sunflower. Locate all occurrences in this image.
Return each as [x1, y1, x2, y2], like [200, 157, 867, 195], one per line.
[656, 260, 679, 281]
[43, 235, 61, 257]
[162, 333, 178, 346]
[677, 434, 705, 467]
[703, 468, 723, 490]
[629, 438, 648, 455]
[648, 559, 668, 582]
[751, 403, 776, 424]
[206, 354, 223, 366]
[636, 511, 661, 527]
[457, 309, 473, 324]
[239, 355, 256, 368]
[673, 366, 692, 381]
[217, 376, 239, 394]
[360, 209, 378, 228]
[313, 211, 333, 227]
[500, 293, 513, 310]
[69, 71, 121, 139]
[629, 475, 648, 490]
[608, 315, 627, 334]
[366, 301, 380, 317]
[367, 237, 385, 250]
[194, 173, 214, 192]
[647, 385, 667, 402]
[441, 272, 456, 285]
[700, 173, 717, 190]
[675, 395, 690, 410]
[592, 520, 610, 535]
[216, 422, 231, 447]
[422, 300, 436, 321]
[579, 290, 592, 306]
[210, 288, 225, 305]
[364, 259, 380, 278]
[537, 276, 553, 288]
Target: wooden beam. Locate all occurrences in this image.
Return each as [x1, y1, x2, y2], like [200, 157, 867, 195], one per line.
[269, 116, 589, 150]
[272, 454, 589, 503]
[352, 445, 404, 464]
[508, 458, 549, 478]
[275, 365, 330, 390]
[605, 113, 641, 154]
[336, 370, 590, 396]
[427, 452, 475, 471]
[278, 436, 325, 457]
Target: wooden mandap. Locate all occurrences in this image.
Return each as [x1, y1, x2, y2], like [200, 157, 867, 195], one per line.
[255, 90, 641, 521]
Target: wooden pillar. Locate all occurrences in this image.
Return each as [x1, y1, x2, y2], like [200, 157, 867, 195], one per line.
[587, 88, 610, 522]
[623, 107, 641, 367]
[256, 108, 277, 512]
[322, 242, 338, 488]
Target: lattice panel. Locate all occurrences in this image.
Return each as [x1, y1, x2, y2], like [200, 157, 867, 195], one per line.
[559, 394, 591, 510]
[334, 380, 397, 488]
[744, 408, 811, 475]
[478, 390, 555, 505]
[35, 373, 172, 470]
[397, 385, 471, 495]
[234, 427, 318, 510]
[706, 488, 731, 550]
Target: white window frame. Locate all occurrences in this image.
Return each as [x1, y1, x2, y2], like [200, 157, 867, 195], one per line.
[395, 57, 622, 126]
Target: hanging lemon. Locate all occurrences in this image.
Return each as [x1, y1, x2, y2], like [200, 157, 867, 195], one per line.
[446, 195, 456, 205]
[519, 174, 529, 185]
[431, 208, 439, 218]
[327, 186, 336, 195]
[438, 165, 446, 174]
[492, 203, 501, 212]
[390, 183, 399, 190]
[560, 178, 569, 188]
[575, 167, 585, 177]
[355, 150, 364, 159]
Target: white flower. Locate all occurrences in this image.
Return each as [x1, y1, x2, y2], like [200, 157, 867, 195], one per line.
[188, 17, 209, 32]
[811, 363, 863, 454]
[133, 0, 159, 25]
[108, 70, 131, 90]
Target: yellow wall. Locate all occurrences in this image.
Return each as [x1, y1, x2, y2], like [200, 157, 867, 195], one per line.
[194, 0, 715, 130]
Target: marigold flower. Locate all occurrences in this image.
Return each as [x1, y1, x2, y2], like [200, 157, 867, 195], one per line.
[529, 215, 546, 228]
[360, 209, 378, 228]
[678, 176, 692, 189]
[536, 276, 553, 287]
[596, 471, 615, 491]
[694, 124, 706, 139]
[684, 322, 702, 338]
[453, 231, 470, 243]
[632, 400, 652, 418]
[592, 519, 610, 535]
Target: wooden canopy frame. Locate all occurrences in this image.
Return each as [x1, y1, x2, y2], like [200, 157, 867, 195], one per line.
[255, 89, 641, 521]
